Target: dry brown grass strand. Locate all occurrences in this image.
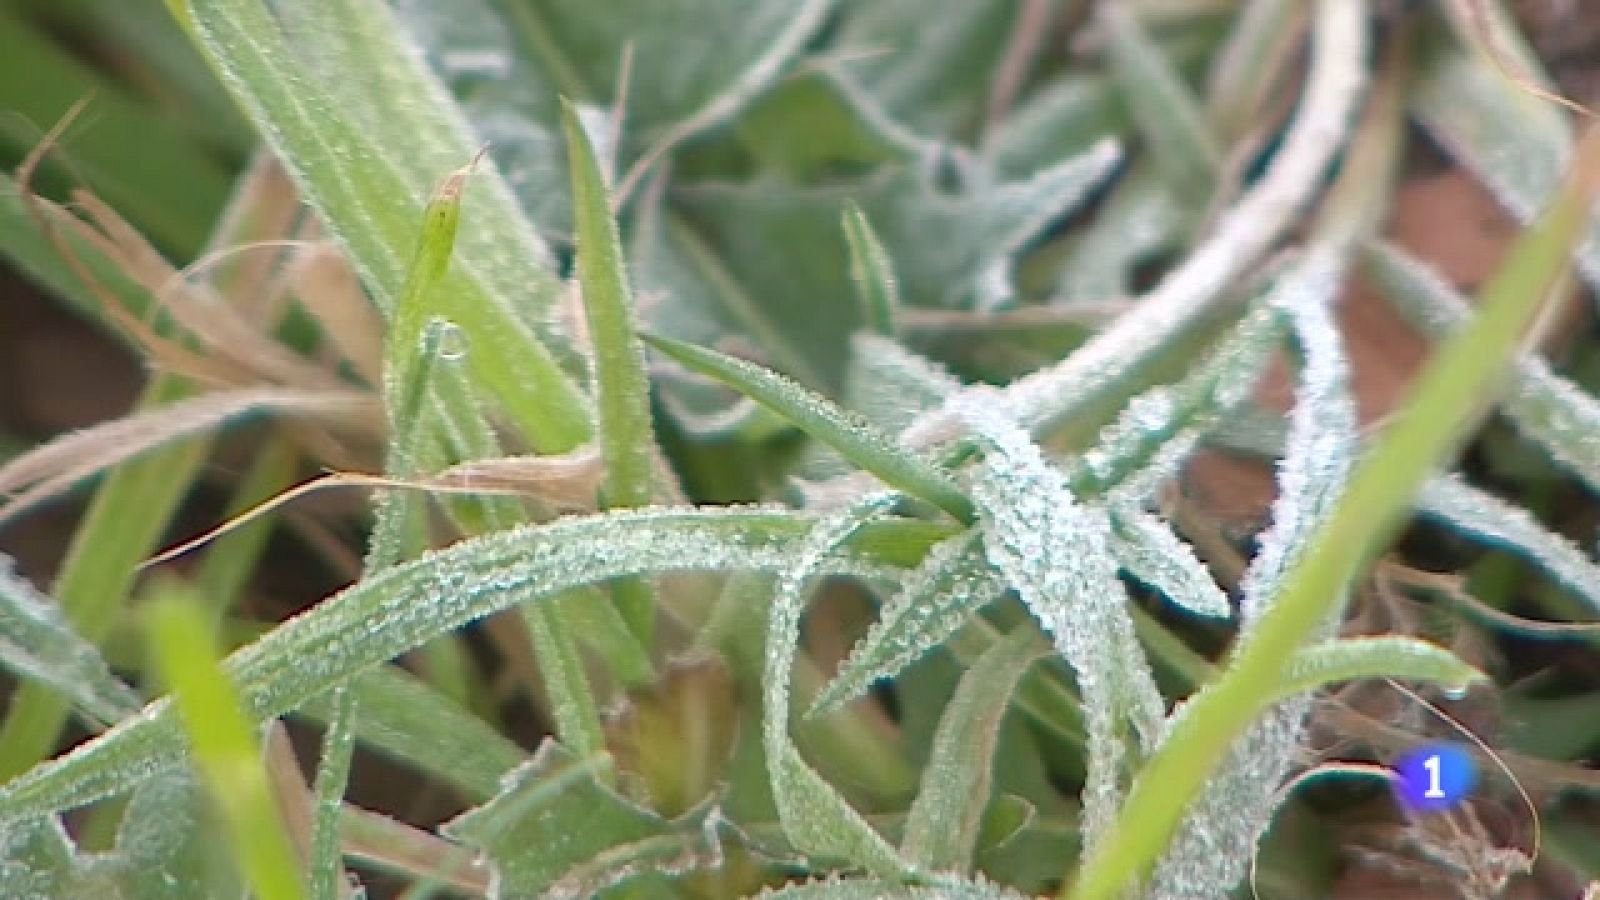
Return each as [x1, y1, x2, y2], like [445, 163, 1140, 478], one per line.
[0, 387, 376, 528]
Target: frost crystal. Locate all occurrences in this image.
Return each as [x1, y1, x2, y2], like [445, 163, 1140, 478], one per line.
[956, 397, 1162, 851]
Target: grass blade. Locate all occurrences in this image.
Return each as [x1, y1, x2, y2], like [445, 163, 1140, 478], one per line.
[562, 98, 661, 641]
[1271, 637, 1487, 704]
[1067, 116, 1600, 900]
[842, 201, 899, 338]
[644, 333, 973, 523]
[763, 495, 906, 874]
[178, 0, 593, 451]
[901, 628, 1047, 872]
[143, 594, 305, 900]
[811, 531, 1004, 717]
[1366, 240, 1600, 494]
[0, 557, 140, 730]
[0, 507, 937, 822]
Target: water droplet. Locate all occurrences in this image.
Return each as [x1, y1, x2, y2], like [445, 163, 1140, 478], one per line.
[434, 321, 468, 361]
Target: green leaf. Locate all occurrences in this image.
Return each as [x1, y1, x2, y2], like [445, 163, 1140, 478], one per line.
[901, 629, 1046, 872]
[80, 770, 242, 899]
[1415, 474, 1600, 614]
[763, 496, 906, 875]
[644, 333, 974, 523]
[562, 98, 662, 640]
[1073, 53, 1600, 900]
[0, 816, 75, 898]
[442, 742, 724, 899]
[962, 403, 1163, 853]
[295, 665, 525, 802]
[1106, 507, 1231, 619]
[638, 145, 1119, 394]
[832, 0, 1024, 139]
[143, 594, 305, 900]
[0, 556, 140, 730]
[812, 532, 1004, 716]
[179, 0, 592, 451]
[843, 201, 901, 337]
[1099, 3, 1220, 202]
[0, 507, 938, 822]
[394, 0, 835, 235]
[1272, 637, 1487, 704]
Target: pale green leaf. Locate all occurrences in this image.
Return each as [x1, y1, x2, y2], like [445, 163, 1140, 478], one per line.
[0, 507, 936, 822]
[1100, 3, 1220, 201]
[396, 0, 835, 234]
[442, 742, 723, 899]
[1273, 637, 1487, 704]
[0, 557, 139, 730]
[763, 496, 906, 875]
[1409, 10, 1600, 292]
[295, 665, 525, 802]
[961, 402, 1163, 852]
[644, 333, 973, 523]
[901, 629, 1046, 872]
[1107, 507, 1231, 619]
[180, 0, 592, 451]
[843, 201, 900, 337]
[1366, 241, 1600, 494]
[1416, 474, 1600, 614]
[811, 532, 1004, 716]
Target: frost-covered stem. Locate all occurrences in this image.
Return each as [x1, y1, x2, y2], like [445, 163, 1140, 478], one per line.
[904, 0, 1368, 450]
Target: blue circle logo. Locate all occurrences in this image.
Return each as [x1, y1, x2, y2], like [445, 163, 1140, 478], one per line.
[1393, 743, 1478, 813]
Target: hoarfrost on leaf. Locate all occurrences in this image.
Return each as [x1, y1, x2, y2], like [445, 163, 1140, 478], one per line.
[956, 396, 1162, 851]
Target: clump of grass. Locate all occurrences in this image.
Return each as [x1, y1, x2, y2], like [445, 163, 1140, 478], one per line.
[2, 2, 1600, 898]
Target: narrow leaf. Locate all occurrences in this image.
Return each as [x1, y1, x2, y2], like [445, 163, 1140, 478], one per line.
[0, 557, 139, 729]
[902, 629, 1046, 872]
[812, 531, 1005, 716]
[0, 507, 935, 822]
[842, 201, 899, 337]
[562, 98, 661, 640]
[763, 496, 906, 875]
[1099, 3, 1220, 201]
[1273, 637, 1487, 705]
[1366, 241, 1600, 494]
[1416, 474, 1600, 614]
[294, 665, 525, 802]
[960, 401, 1163, 853]
[645, 333, 973, 522]
[1107, 507, 1231, 618]
[143, 596, 304, 900]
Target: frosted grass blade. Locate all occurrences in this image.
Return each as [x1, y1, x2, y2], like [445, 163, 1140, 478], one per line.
[0, 507, 932, 822]
[178, 0, 592, 451]
[901, 628, 1046, 872]
[811, 531, 1005, 716]
[961, 401, 1163, 852]
[1147, 244, 1355, 900]
[0, 558, 139, 730]
[1366, 241, 1600, 494]
[645, 333, 973, 523]
[1416, 474, 1600, 613]
[1107, 507, 1231, 619]
[763, 495, 906, 875]
[562, 98, 661, 640]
